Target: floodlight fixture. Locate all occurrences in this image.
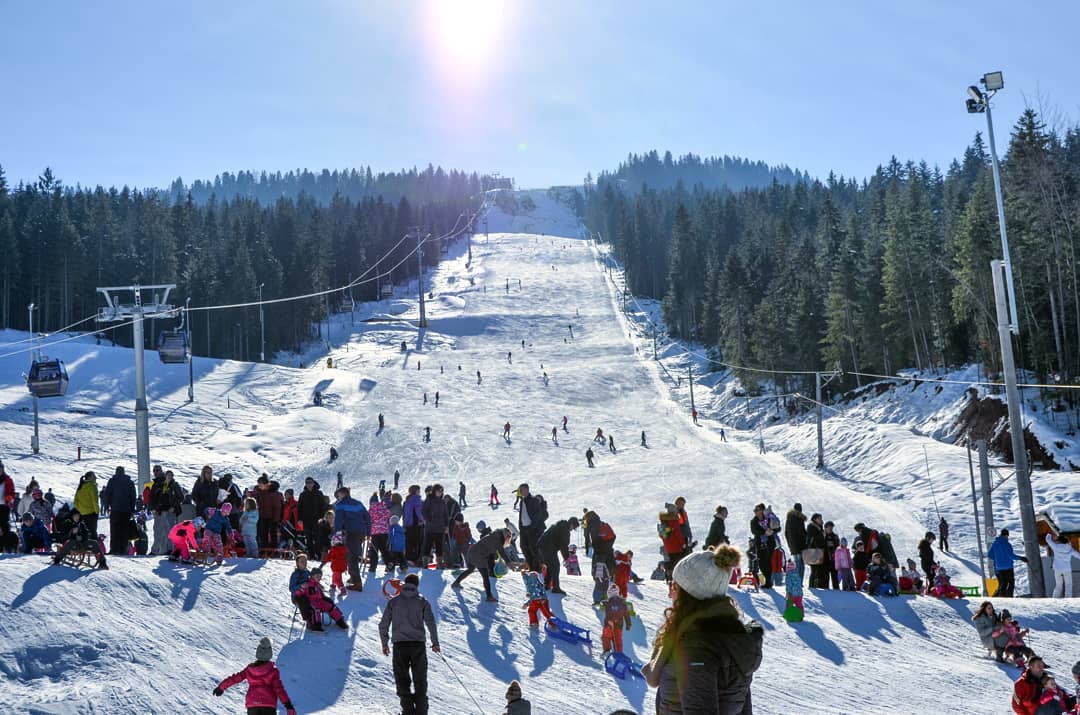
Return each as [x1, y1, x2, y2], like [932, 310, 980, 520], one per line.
[966, 98, 981, 114]
[967, 85, 984, 103]
[982, 71, 1004, 91]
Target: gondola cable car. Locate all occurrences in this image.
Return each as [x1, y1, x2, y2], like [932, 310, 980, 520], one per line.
[27, 357, 69, 398]
[157, 310, 189, 364]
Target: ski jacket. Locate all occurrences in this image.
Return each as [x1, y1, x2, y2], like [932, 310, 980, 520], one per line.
[217, 661, 293, 710]
[1046, 538, 1080, 576]
[1, 474, 14, 507]
[785, 571, 803, 597]
[421, 495, 449, 533]
[403, 493, 425, 527]
[659, 511, 686, 556]
[918, 539, 935, 571]
[149, 479, 182, 515]
[294, 577, 335, 612]
[61, 519, 95, 546]
[74, 482, 99, 517]
[587, 516, 616, 572]
[205, 510, 232, 537]
[749, 517, 777, 552]
[522, 571, 546, 601]
[805, 521, 826, 551]
[378, 581, 439, 648]
[369, 500, 391, 535]
[282, 497, 298, 526]
[855, 526, 899, 568]
[327, 545, 347, 573]
[333, 497, 371, 536]
[102, 472, 137, 514]
[444, 496, 460, 524]
[704, 514, 728, 549]
[289, 568, 310, 594]
[168, 521, 198, 549]
[784, 510, 807, 553]
[28, 498, 54, 526]
[833, 547, 853, 570]
[996, 620, 1029, 650]
[388, 523, 406, 553]
[867, 563, 897, 593]
[191, 476, 218, 517]
[604, 595, 632, 630]
[972, 612, 1009, 651]
[989, 536, 1018, 571]
[20, 518, 51, 552]
[504, 697, 532, 715]
[240, 509, 260, 537]
[660, 597, 763, 714]
[1036, 686, 1068, 715]
[537, 519, 574, 559]
[451, 521, 473, 546]
[939, 519, 950, 539]
[1012, 667, 1043, 715]
[297, 485, 325, 530]
[518, 494, 546, 532]
[467, 529, 511, 569]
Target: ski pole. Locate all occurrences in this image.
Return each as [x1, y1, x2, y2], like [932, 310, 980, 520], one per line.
[438, 651, 486, 715]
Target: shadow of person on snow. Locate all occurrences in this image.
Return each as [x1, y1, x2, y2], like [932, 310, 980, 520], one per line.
[153, 558, 211, 612]
[11, 561, 93, 610]
[276, 604, 360, 711]
[454, 592, 521, 682]
[811, 590, 899, 642]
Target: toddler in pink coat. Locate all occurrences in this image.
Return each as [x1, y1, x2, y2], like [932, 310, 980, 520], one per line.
[834, 537, 855, 591]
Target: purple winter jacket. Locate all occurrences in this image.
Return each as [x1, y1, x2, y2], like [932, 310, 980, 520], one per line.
[403, 493, 424, 527]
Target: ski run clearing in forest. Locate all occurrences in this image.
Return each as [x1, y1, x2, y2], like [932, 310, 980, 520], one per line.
[1, 194, 1078, 714]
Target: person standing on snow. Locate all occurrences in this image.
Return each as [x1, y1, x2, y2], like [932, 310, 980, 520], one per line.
[213, 637, 296, 715]
[641, 431, 647, 447]
[102, 467, 136, 556]
[785, 503, 808, 584]
[608, 435, 616, 454]
[750, 503, 778, 589]
[421, 484, 450, 567]
[517, 483, 547, 572]
[537, 516, 579, 594]
[987, 528, 1027, 598]
[503, 422, 512, 441]
[705, 505, 729, 549]
[379, 573, 440, 715]
[938, 517, 950, 552]
[458, 481, 467, 508]
[551, 427, 559, 445]
[562, 415, 568, 431]
[333, 487, 371, 591]
[585, 448, 595, 468]
[1044, 533, 1080, 598]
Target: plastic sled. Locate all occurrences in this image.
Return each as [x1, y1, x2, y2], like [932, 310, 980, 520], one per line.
[737, 574, 760, 591]
[382, 578, 403, 599]
[493, 561, 508, 578]
[545, 617, 591, 645]
[604, 651, 644, 680]
[782, 599, 804, 623]
[876, 583, 897, 597]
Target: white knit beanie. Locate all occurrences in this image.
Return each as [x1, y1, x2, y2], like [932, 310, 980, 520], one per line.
[255, 637, 273, 661]
[672, 545, 741, 600]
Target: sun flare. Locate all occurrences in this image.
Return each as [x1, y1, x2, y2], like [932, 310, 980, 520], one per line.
[425, 0, 506, 71]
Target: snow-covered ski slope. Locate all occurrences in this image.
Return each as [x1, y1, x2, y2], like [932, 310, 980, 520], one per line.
[1, 194, 1078, 714]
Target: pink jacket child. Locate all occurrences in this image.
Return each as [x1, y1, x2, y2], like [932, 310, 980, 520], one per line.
[292, 567, 348, 632]
[834, 539, 856, 591]
[369, 498, 391, 536]
[214, 637, 296, 715]
[168, 520, 200, 561]
[929, 566, 962, 599]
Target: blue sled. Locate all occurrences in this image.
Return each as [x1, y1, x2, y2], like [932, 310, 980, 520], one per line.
[545, 617, 591, 645]
[605, 651, 644, 680]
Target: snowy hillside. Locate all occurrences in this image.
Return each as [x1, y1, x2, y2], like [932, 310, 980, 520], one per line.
[1, 194, 1079, 714]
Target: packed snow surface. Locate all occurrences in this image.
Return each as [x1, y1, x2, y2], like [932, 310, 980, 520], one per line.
[1, 195, 1078, 714]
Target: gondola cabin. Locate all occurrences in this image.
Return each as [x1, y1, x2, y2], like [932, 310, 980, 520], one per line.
[27, 359, 69, 398]
[157, 331, 188, 364]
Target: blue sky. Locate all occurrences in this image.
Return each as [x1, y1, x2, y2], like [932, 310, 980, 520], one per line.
[1, 1, 1077, 191]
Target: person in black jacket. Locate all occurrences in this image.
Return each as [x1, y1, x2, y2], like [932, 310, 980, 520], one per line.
[536, 517, 579, 594]
[704, 506, 729, 549]
[451, 528, 513, 602]
[149, 470, 183, 555]
[52, 510, 108, 570]
[918, 532, 936, 593]
[102, 466, 136, 556]
[785, 503, 807, 585]
[750, 504, 778, 589]
[643, 544, 762, 714]
[805, 513, 827, 588]
[584, 509, 616, 574]
[298, 477, 327, 557]
[191, 465, 218, 522]
[516, 483, 546, 572]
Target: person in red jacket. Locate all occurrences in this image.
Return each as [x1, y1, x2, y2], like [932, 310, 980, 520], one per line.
[214, 636, 296, 715]
[325, 532, 348, 598]
[293, 567, 348, 632]
[614, 549, 634, 598]
[1012, 656, 1045, 715]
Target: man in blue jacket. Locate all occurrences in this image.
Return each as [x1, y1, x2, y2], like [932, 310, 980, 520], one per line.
[20, 513, 51, 553]
[102, 466, 137, 556]
[987, 528, 1027, 597]
[333, 486, 371, 591]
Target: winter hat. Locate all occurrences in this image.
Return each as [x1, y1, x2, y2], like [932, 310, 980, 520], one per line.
[22, 512, 33, 522]
[221, 503, 233, 516]
[331, 532, 345, 546]
[925, 531, 935, 540]
[568, 544, 577, 554]
[205, 507, 216, 518]
[1071, 660, 1080, 677]
[255, 637, 273, 662]
[506, 680, 522, 702]
[840, 537, 847, 546]
[454, 512, 464, 522]
[389, 515, 400, 526]
[193, 517, 205, 530]
[785, 559, 796, 573]
[404, 573, 419, 586]
[607, 583, 620, 598]
[672, 544, 741, 600]
[568, 516, 580, 529]
[476, 520, 487, 531]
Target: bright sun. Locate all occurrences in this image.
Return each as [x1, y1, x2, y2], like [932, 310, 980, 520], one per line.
[425, 0, 506, 71]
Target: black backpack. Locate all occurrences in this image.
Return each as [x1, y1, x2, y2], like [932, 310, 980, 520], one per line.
[535, 495, 549, 524]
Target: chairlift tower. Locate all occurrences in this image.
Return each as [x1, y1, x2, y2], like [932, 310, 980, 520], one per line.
[28, 303, 39, 454]
[96, 284, 175, 485]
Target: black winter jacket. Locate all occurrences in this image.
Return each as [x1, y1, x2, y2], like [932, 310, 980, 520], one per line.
[918, 540, 935, 571]
[705, 514, 729, 549]
[297, 485, 326, 529]
[784, 510, 807, 553]
[656, 598, 763, 714]
[466, 528, 511, 569]
[103, 473, 137, 514]
[805, 522, 826, 551]
[191, 476, 219, 517]
[518, 494, 546, 533]
[537, 519, 574, 559]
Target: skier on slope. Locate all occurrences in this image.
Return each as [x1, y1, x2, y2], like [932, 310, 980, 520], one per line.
[562, 416, 568, 431]
[608, 435, 616, 454]
[551, 427, 558, 445]
[503, 422, 512, 440]
[585, 448, 595, 468]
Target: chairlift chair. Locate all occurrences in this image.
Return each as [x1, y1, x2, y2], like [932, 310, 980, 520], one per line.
[157, 330, 188, 364]
[27, 359, 69, 398]
[440, 241, 449, 256]
[338, 297, 354, 313]
[380, 283, 393, 298]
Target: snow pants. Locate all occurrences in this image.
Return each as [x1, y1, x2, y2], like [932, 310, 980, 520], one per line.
[242, 531, 259, 558]
[331, 568, 345, 590]
[392, 641, 429, 715]
[405, 525, 423, 564]
[109, 511, 131, 555]
[854, 569, 867, 590]
[541, 548, 562, 591]
[601, 621, 624, 653]
[345, 532, 366, 584]
[422, 531, 445, 564]
[153, 511, 176, 555]
[838, 568, 855, 591]
[993, 568, 1015, 597]
[1053, 571, 1073, 598]
[202, 531, 224, 560]
[527, 598, 553, 626]
[170, 535, 195, 560]
[368, 533, 390, 572]
[452, 565, 494, 599]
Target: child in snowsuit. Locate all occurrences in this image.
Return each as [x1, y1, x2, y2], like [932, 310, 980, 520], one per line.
[993, 610, 1034, 665]
[289, 554, 313, 624]
[602, 583, 632, 655]
[240, 497, 260, 558]
[292, 567, 348, 632]
[450, 514, 472, 569]
[834, 537, 855, 591]
[592, 559, 612, 605]
[522, 570, 554, 627]
[213, 637, 296, 715]
[387, 515, 406, 573]
[852, 539, 870, 590]
[1037, 673, 1069, 714]
[565, 543, 581, 576]
[51, 510, 108, 570]
[866, 553, 898, 596]
[168, 520, 199, 563]
[325, 532, 348, 597]
[614, 550, 633, 598]
[203, 507, 232, 565]
[901, 559, 923, 594]
[784, 559, 804, 621]
[650, 562, 666, 581]
[930, 565, 962, 599]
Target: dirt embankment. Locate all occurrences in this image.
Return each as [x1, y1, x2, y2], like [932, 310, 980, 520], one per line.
[954, 388, 1059, 469]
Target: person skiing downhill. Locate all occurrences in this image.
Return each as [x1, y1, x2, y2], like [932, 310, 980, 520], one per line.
[378, 413, 385, 430]
[477, 370, 482, 385]
[641, 431, 647, 447]
[585, 448, 595, 468]
[551, 427, 558, 445]
[489, 484, 500, 506]
[562, 416, 568, 431]
[608, 435, 616, 454]
[458, 482, 467, 508]
[503, 422, 512, 440]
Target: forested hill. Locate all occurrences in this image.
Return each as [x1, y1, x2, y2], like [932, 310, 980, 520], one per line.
[166, 165, 484, 207]
[584, 109, 1080, 395]
[591, 151, 805, 194]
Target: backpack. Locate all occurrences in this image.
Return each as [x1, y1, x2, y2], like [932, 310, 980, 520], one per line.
[535, 495, 549, 524]
[598, 522, 616, 542]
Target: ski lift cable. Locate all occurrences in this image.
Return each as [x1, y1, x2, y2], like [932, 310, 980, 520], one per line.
[0, 317, 143, 362]
[846, 369, 1080, 392]
[0, 313, 100, 348]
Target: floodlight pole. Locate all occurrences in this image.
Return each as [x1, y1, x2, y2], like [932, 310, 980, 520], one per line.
[28, 302, 39, 454]
[258, 283, 265, 362]
[991, 261, 1044, 596]
[186, 297, 194, 402]
[981, 94, 1020, 334]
